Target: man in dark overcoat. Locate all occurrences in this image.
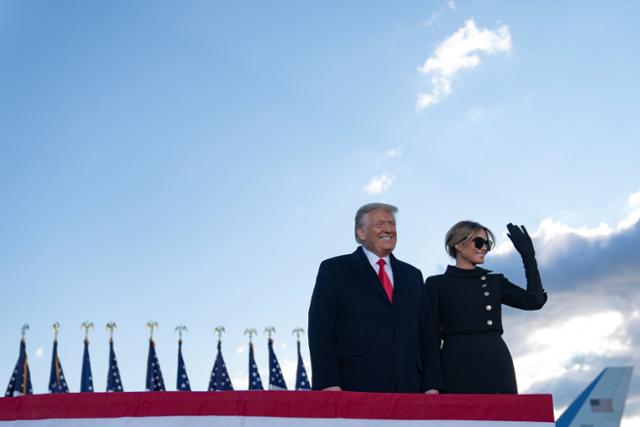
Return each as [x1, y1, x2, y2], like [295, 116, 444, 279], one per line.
[308, 203, 441, 393]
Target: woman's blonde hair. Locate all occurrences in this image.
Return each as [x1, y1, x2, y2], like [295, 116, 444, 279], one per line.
[445, 220, 495, 258]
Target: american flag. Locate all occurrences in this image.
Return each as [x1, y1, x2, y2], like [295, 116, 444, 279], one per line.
[146, 338, 166, 391]
[48, 339, 69, 393]
[590, 398, 614, 412]
[208, 340, 233, 391]
[295, 340, 310, 390]
[268, 337, 287, 390]
[106, 339, 124, 392]
[80, 338, 94, 392]
[4, 338, 33, 397]
[248, 342, 264, 390]
[176, 339, 191, 391]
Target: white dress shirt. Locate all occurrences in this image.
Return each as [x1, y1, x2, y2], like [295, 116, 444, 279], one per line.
[361, 246, 394, 287]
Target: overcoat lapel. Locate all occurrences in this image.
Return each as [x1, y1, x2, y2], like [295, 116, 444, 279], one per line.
[350, 247, 392, 303]
[389, 253, 406, 303]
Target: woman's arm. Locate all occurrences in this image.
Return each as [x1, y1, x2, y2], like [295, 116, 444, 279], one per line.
[502, 224, 547, 309]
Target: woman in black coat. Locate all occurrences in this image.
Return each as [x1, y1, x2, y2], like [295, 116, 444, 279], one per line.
[425, 221, 547, 394]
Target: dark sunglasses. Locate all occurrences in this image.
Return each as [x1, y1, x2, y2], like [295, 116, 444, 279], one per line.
[472, 237, 491, 250]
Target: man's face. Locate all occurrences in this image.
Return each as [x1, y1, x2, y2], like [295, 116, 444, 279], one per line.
[357, 209, 397, 258]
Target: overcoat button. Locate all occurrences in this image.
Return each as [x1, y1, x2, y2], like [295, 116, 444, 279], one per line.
[480, 275, 487, 281]
[481, 283, 488, 288]
[484, 291, 490, 296]
[485, 305, 492, 311]
[486, 320, 493, 326]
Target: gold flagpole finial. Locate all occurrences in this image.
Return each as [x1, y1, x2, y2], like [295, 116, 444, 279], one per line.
[175, 324, 188, 341]
[146, 321, 159, 340]
[244, 327, 257, 343]
[264, 326, 276, 339]
[292, 327, 305, 341]
[81, 321, 94, 341]
[106, 321, 117, 341]
[52, 322, 61, 341]
[20, 323, 29, 340]
[214, 325, 225, 341]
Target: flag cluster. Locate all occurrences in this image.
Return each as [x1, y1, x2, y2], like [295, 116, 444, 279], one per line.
[176, 339, 191, 391]
[268, 338, 288, 390]
[4, 339, 33, 397]
[295, 340, 311, 390]
[80, 339, 94, 392]
[5, 330, 311, 394]
[48, 340, 69, 393]
[146, 339, 166, 391]
[208, 340, 233, 391]
[106, 339, 124, 392]
[248, 342, 264, 390]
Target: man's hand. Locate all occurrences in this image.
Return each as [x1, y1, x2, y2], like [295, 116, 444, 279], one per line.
[424, 389, 439, 394]
[323, 386, 342, 391]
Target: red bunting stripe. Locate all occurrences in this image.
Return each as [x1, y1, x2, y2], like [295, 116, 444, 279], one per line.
[0, 391, 554, 422]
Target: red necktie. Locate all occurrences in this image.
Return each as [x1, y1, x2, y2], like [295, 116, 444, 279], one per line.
[377, 259, 393, 302]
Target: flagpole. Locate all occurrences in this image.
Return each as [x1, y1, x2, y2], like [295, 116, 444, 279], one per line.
[146, 321, 159, 341]
[81, 321, 94, 342]
[105, 321, 123, 392]
[292, 327, 311, 390]
[292, 327, 304, 341]
[174, 325, 191, 391]
[21, 324, 29, 395]
[106, 321, 117, 342]
[264, 326, 275, 339]
[175, 325, 187, 342]
[214, 325, 225, 342]
[52, 322, 60, 384]
[80, 321, 94, 393]
[244, 327, 257, 344]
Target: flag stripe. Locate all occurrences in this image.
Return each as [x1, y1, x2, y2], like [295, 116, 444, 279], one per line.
[0, 416, 555, 427]
[0, 391, 554, 422]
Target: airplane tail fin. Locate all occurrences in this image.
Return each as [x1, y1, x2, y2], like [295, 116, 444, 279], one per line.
[556, 366, 633, 427]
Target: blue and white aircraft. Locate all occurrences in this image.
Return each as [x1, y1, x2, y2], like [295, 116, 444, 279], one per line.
[556, 366, 633, 427]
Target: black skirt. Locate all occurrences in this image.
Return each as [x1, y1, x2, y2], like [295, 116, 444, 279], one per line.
[441, 331, 517, 394]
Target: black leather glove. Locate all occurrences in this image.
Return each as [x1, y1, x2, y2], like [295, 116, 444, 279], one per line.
[506, 223, 546, 305]
[506, 223, 535, 259]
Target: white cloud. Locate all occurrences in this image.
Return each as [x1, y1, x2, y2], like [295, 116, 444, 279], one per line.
[515, 310, 628, 392]
[491, 189, 640, 263]
[423, 12, 442, 28]
[235, 345, 246, 355]
[385, 147, 403, 157]
[423, 1, 456, 28]
[630, 190, 640, 208]
[416, 19, 511, 110]
[466, 107, 484, 121]
[364, 173, 396, 195]
[622, 415, 640, 427]
[35, 347, 44, 358]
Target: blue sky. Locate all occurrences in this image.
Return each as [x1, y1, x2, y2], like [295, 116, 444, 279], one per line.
[1, 1, 639, 424]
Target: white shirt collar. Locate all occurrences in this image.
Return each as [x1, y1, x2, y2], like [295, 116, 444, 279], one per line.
[361, 245, 391, 266]
[361, 246, 394, 286]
